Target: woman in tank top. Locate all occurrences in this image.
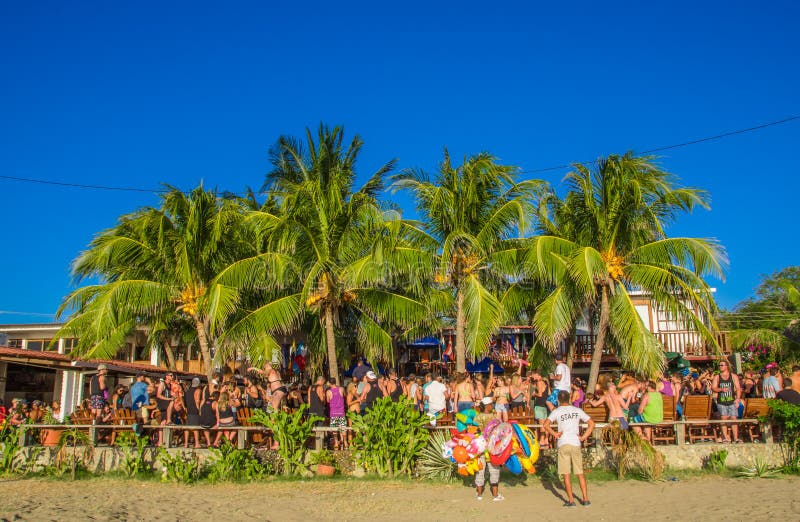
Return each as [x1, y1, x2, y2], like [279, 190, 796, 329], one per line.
[213, 391, 237, 447]
[198, 387, 217, 447]
[308, 376, 327, 426]
[326, 378, 347, 449]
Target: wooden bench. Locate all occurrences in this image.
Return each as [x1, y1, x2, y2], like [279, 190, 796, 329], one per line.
[742, 398, 771, 442]
[110, 408, 136, 445]
[653, 395, 677, 445]
[684, 395, 714, 443]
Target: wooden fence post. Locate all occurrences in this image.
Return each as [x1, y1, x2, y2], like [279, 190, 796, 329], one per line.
[676, 421, 686, 445]
[237, 429, 247, 449]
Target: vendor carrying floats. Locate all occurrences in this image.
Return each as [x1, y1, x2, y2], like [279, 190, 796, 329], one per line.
[442, 408, 540, 501]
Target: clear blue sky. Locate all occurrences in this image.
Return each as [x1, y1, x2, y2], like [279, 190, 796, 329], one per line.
[1, 1, 798, 324]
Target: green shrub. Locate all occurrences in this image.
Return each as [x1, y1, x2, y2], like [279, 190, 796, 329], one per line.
[349, 397, 429, 477]
[767, 399, 800, 472]
[206, 439, 272, 482]
[704, 449, 728, 473]
[250, 405, 322, 476]
[157, 449, 203, 484]
[116, 432, 151, 477]
[309, 449, 337, 467]
[0, 427, 23, 476]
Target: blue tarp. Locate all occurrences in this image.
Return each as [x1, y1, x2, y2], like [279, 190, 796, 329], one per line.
[406, 336, 441, 347]
[466, 357, 505, 374]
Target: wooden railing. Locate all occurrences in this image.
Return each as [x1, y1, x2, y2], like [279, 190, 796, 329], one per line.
[571, 331, 731, 360]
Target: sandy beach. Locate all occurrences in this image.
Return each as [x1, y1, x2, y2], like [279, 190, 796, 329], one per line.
[1, 475, 798, 521]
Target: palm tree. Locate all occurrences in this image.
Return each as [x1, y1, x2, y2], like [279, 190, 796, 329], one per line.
[221, 125, 429, 383]
[392, 150, 543, 372]
[55, 185, 250, 382]
[528, 153, 727, 392]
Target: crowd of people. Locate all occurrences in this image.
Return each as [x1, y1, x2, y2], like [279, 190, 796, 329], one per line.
[2, 356, 800, 449]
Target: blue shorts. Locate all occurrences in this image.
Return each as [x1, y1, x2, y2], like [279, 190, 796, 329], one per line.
[457, 401, 474, 412]
[546, 389, 560, 406]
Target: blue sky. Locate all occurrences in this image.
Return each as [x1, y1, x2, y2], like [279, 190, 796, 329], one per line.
[1, 1, 798, 324]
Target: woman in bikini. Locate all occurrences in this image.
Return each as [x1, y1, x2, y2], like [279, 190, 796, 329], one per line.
[248, 362, 287, 412]
[493, 376, 511, 422]
[453, 372, 475, 412]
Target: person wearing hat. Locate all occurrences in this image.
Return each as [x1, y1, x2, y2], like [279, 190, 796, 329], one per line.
[358, 371, 381, 413]
[89, 364, 109, 422]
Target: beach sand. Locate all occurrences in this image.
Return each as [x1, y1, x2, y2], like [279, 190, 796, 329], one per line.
[1, 475, 798, 521]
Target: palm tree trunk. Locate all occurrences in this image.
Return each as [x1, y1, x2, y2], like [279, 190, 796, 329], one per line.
[324, 306, 340, 384]
[587, 286, 611, 394]
[194, 317, 214, 383]
[162, 338, 178, 371]
[455, 288, 466, 373]
[566, 325, 577, 369]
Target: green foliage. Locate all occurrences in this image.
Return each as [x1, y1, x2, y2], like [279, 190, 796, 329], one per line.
[250, 405, 321, 476]
[602, 421, 665, 480]
[157, 449, 203, 484]
[206, 439, 272, 482]
[703, 449, 728, 473]
[56, 428, 94, 480]
[415, 429, 456, 481]
[736, 457, 781, 478]
[308, 449, 337, 467]
[350, 397, 429, 477]
[0, 427, 23, 475]
[768, 399, 800, 469]
[723, 268, 800, 363]
[115, 432, 151, 477]
[528, 153, 725, 390]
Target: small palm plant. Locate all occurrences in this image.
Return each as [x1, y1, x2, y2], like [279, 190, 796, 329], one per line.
[736, 457, 781, 478]
[56, 428, 94, 480]
[601, 420, 664, 480]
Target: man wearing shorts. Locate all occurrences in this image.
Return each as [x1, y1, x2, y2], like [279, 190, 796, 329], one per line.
[544, 390, 594, 508]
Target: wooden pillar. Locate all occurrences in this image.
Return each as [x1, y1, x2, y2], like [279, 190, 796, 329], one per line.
[237, 429, 247, 449]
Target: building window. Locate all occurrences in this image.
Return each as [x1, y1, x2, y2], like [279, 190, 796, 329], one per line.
[8, 338, 24, 349]
[23, 339, 54, 351]
[63, 338, 79, 353]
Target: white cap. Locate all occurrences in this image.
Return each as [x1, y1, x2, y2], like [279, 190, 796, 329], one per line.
[366, 371, 377, 380]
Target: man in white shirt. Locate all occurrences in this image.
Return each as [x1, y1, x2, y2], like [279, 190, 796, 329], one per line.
[424, 373, 447, 425]
[544, 390, 594, 508]
[551, 354, 571, 392]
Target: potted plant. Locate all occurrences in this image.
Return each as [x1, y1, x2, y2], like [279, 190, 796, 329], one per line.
[40, 408, 65, 446]
[309, 449, 337, 477]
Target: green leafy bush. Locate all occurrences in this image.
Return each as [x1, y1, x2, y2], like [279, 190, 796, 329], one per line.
[115, 432, 151, 477]
[0, 427, 23, 476]
[207, 439, 272, 482]
[349, 397, 429, 477]
[250, 405, 322, 476]
[767, 399, 800, 472]
[309, 449, 337, 467]
[157, 449, 203, 484]
[704, 449, 728, 473]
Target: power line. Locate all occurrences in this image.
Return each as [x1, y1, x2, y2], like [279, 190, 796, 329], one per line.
[0, 175, 161, 194]
[519, 114, 800, 175]
[0, 310, 56, 317]
[0, 115, 798, 193]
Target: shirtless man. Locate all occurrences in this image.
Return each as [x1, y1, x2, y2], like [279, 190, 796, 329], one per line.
[589, 380, 630, 429]
[617, 377, 640, 420]
[248, 362, 287, 412]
